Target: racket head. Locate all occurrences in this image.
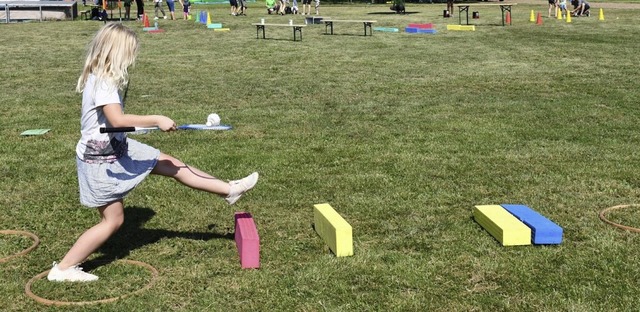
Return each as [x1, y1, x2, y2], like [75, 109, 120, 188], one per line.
[177, 124, 233, 131]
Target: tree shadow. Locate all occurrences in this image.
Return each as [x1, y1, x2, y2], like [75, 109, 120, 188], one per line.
[83, 206, 234, 271]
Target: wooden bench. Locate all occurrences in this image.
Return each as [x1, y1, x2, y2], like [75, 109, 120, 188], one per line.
[1, 0, 78, 22]
[251, 23, 307, 41]
[455, 3, 516, 26]
[80, 8, 91, 20]
[323, 19, 377, 36]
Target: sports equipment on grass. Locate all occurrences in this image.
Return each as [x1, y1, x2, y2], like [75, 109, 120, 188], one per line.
[501, 204, 563, 244]
[473, 205, 531, 246]
[235, 212, 260, 269]
[99, 124, 232, 133]
[313, 203, 353, 257]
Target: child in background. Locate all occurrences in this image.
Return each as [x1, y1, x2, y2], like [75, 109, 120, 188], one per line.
[46, 23, 259, 282]
[291, 0, 298, 14]
[182, 0, 191, 19]
[314, 0, 319, 15]
[557, 0, 567, 18]
[230, 0, 238, 15]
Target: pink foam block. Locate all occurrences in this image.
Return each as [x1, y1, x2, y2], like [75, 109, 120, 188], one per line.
[234, 212, 260, 269]
[407, 23, 433, 29]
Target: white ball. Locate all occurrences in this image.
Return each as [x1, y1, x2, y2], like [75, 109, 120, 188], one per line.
[207, 113, 221, 126]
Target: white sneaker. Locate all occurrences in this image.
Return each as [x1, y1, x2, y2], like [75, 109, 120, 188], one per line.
[225, 172, 259, 205]
[154, 16, 159, 20]
[47, 262, 99, 282]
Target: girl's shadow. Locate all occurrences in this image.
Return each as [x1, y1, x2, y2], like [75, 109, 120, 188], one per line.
[83, 206, 234, 271]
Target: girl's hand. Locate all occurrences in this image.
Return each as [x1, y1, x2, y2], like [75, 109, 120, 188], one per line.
[158, 116, 177, 132]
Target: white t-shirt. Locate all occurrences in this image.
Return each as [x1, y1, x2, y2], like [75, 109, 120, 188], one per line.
[76, 74, 127, 163]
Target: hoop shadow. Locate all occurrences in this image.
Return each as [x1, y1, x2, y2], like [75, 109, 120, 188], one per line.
[83, 206, 233, 271]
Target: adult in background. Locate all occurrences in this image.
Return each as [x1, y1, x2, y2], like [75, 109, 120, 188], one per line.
[166, 0, 177, 20]
[135, 0, 143, 20]
[548, 0, 557, 18]
[571, 0, 590, 16]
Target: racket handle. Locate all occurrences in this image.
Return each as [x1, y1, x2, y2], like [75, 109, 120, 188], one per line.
[100, 127, 136, 133]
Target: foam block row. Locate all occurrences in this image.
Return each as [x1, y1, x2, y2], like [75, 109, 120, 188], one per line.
[501, 204, 563, 244]
[447, 24, 475, 31]
[373, 27, 399, 32]
[234, 212, 260, 269]
[405, 27, 436, 34]
[313, 203, 353, 257]
[473, 205, 531, 246]
[408, 23, 433, 29]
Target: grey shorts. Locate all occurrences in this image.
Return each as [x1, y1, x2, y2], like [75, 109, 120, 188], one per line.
[77, 138, 160, 208]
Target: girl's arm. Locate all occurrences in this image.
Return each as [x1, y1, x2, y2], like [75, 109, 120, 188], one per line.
[102, 103, 176, 131]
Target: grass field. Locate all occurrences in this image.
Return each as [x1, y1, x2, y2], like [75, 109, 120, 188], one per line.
[2, 1, 640, 310]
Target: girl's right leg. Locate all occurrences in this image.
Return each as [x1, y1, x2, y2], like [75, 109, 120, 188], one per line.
[48, 200, 125, 282]
[151, 152, 258, 205]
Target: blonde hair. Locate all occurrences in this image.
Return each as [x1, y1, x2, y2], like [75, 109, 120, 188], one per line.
[76, 23, 139, 93]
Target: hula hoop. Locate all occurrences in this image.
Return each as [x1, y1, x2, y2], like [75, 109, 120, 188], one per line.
[0, 230, 40, 263]
[25, 259, 158, 306]
[599, 204, 640, 233]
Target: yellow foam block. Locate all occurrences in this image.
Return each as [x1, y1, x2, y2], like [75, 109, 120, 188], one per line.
[214, 28, 230, 32]
[447, 24, 461, 30]
[447, 24, 475, 31]
[473, 205, 531, 246]
[313, 203, 353, 257]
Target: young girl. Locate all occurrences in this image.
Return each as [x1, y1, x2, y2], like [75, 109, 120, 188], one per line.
[47, 23, 259, 282]
[181, 0, 191, 20]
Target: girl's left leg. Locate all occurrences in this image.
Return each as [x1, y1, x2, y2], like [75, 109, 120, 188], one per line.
[48, 200, 125, 282]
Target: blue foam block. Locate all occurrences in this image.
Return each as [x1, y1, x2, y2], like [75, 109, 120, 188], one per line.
[501, 204, 563, 244]
[405, 27, 418, 33]
[416, 28, 436, 34]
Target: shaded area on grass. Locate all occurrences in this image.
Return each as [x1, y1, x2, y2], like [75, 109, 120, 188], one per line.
[83, 207, 233, 271]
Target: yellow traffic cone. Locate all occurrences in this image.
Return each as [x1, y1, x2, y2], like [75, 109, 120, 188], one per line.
[530, 10, 535, 22]
[566, 12, 572, 23]
[599, 8, 604, 20]
[557, 8, 562, 20]
[207, 11, 211, 25]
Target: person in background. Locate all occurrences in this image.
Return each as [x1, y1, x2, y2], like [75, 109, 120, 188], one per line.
[181, 0, 191, 19]
[154, 0, 167, 19]
[166, 0, 177, 20]
[229, 0, 238, 15]
[123, 0, 131, 20]
[236, 0, 247, 15]
[266, 0, 277, 14]
[557, 0, 567, 18]
[548, 0, 557, 18]
[135, 0, 144, 20]
[571, 0, 590, 16]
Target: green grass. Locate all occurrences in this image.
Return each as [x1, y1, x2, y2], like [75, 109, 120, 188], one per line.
[2, 1, 640, 310]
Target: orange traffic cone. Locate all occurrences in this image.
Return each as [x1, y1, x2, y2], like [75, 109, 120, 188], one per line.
[143, 14, 150, 27]
[506, 11, 511, 24]
[536, 12, 543, 25]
